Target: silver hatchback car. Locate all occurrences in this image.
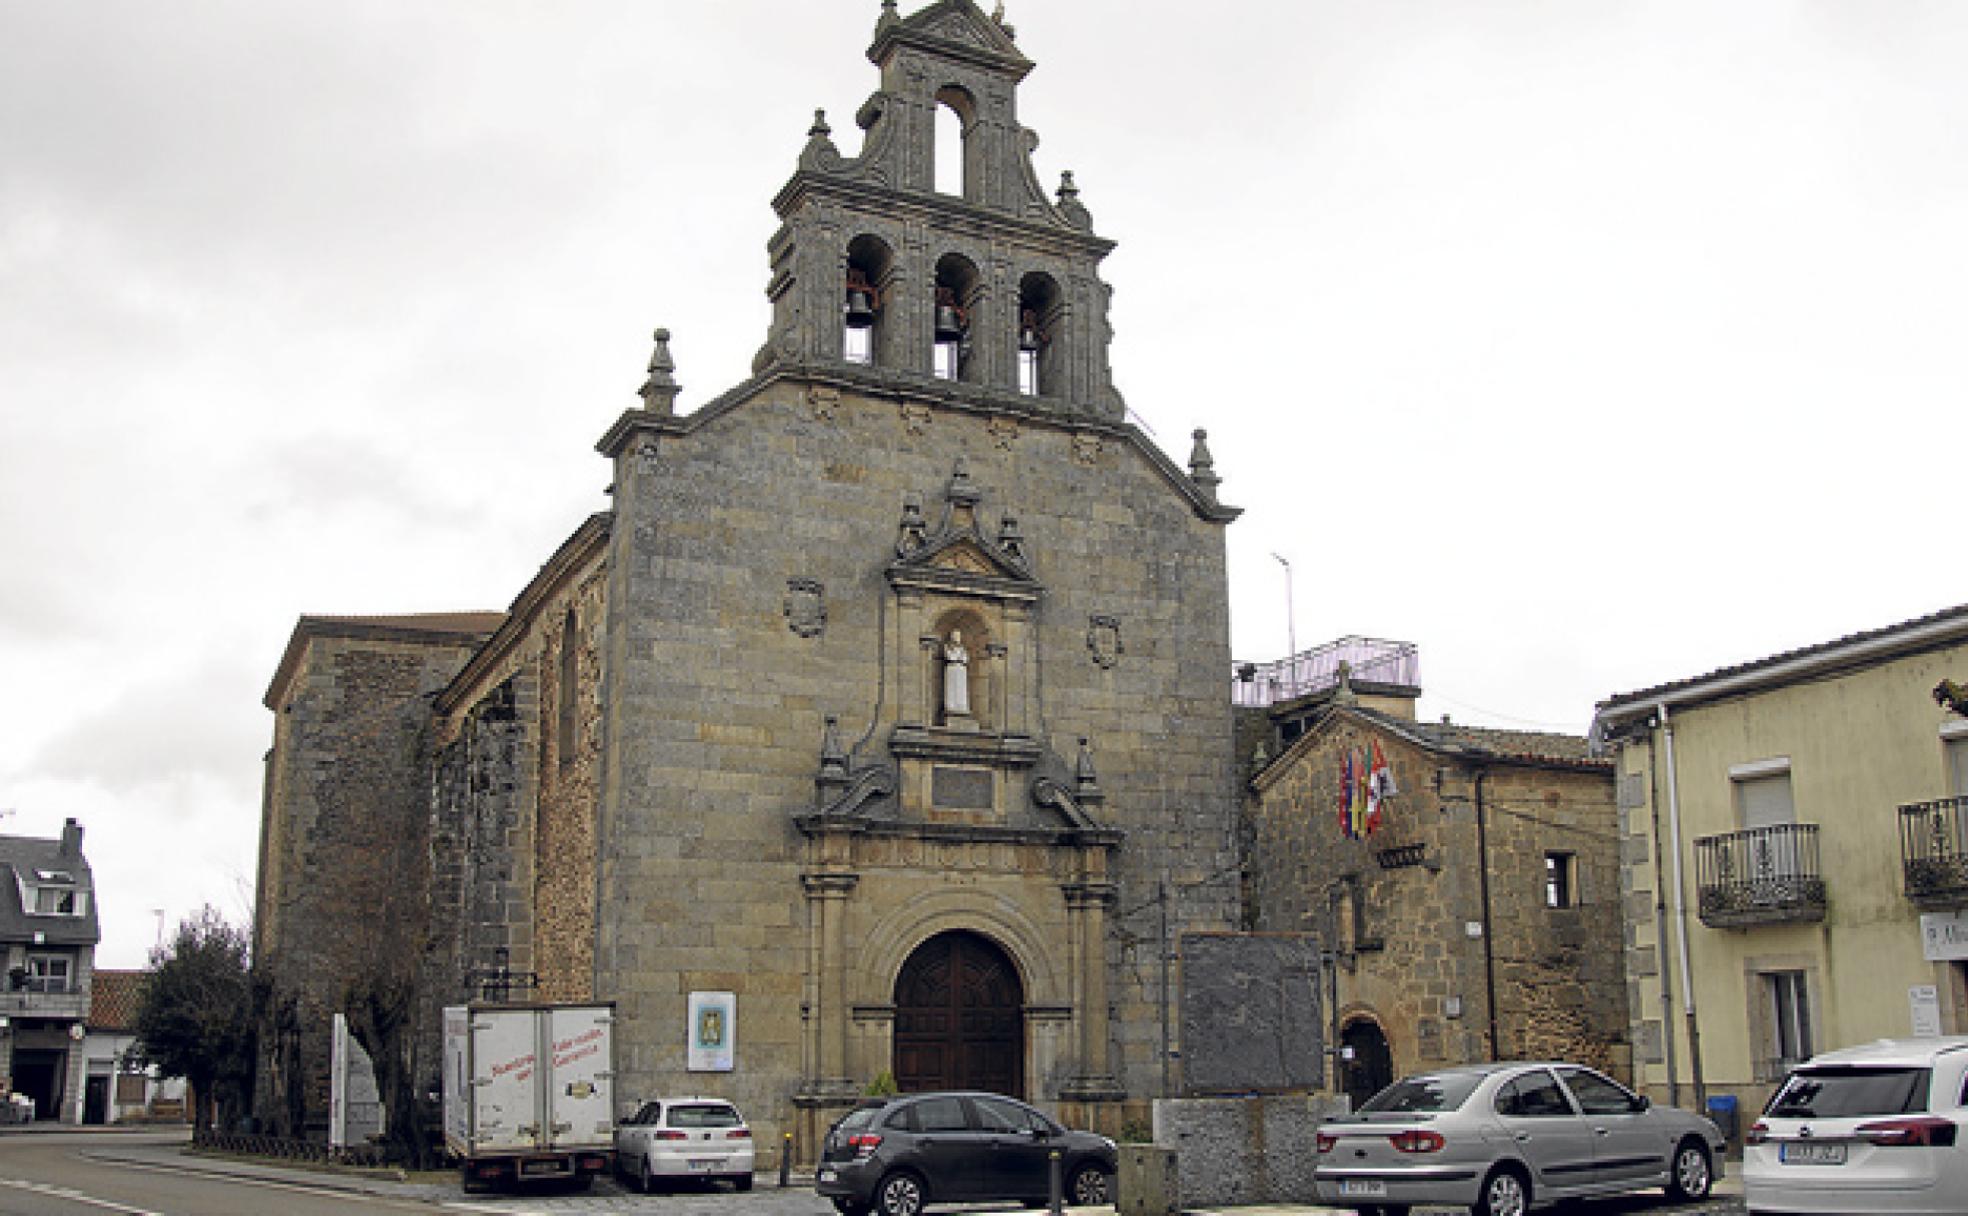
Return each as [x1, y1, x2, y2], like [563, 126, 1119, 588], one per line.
[1313, 1061, 1724, 1216]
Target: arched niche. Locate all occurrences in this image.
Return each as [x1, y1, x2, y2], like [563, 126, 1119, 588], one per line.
[929, 604, 993, 730]
[845, 233, 897, 368]
[932, 252, 983, 384]
[933, 84, 977, 200]
[1017, 271, 1064, 398]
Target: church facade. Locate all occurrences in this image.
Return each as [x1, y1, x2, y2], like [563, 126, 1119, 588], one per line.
[255, 0, 1242, 1155]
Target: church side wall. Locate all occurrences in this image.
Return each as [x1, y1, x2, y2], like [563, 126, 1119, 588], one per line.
[254, 633, 480, 1138]
[430, 552, 608, 1008]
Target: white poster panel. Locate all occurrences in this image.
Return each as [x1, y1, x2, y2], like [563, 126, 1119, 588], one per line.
[1911, 985, 1943, 1038]
[1921, 911, 1968, 962]
[687, 991, 736, 1072]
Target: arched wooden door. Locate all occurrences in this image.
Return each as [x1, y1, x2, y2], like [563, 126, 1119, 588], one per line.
[1341, 1019, 1394, 1111]
[893, 930, 1024, 1097]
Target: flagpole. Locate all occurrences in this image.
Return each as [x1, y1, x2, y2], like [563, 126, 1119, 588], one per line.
[1271, 553, 1296, 692]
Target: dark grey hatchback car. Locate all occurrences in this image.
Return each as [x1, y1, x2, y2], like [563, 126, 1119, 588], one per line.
[816, 1091, 1117, 1216]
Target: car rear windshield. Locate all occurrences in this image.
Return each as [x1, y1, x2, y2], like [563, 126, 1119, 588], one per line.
[1767, 1067, 1930, 1119]
[834, 1106, 882, 1134]
[668, 1103, 742, 1128]
[1358, 1074, 1483, 1114]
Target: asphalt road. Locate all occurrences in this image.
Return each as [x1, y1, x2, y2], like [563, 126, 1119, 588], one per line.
[0, 1129, 1747, 1215]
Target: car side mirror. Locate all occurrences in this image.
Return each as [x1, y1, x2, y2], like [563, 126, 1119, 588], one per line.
[1632, 1095, 1651, 1112]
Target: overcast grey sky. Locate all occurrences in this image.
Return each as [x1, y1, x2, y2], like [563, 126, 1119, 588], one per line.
[4, 0, 1964, 968]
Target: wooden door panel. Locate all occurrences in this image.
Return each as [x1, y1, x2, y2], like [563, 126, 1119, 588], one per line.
[893, 931, 1024, 1096]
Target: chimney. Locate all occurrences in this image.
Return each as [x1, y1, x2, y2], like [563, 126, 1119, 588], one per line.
[59, 817, 81, 858]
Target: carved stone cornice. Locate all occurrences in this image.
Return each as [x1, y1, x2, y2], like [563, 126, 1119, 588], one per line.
[888, 727, 1041, 767]
[796, 817, 1122, 850]
[1060, 881, 1118, 910]
[800, 872, 861, 897]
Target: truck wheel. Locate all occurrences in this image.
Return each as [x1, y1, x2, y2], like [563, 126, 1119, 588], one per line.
[730, 1172, 754, 1191]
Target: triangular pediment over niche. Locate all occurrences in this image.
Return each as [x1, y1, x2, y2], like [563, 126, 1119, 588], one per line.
[896, 533, 1034, 587]
[900, 0, 1024, 59]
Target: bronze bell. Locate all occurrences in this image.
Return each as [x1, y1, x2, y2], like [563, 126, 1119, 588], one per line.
[844, 288, 875, 329]
[1019, 309, 1043, 352]
[935, 303, 964, 342]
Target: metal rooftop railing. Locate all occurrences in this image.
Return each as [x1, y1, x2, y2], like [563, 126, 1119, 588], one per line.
[1231, 636, 1419, 708]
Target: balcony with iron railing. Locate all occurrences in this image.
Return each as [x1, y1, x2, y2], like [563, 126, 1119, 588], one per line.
[1694, 823, 1827, 928]
[1231, 636, 1420, 709]
[1899, 795, 1968, 909]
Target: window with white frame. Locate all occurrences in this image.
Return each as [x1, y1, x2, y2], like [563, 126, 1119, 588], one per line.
[1763, 970, 1812, 1076]
[21, 869, 88, 917]
[1545, 852, 1577, 908]
[26, 953, 72, 993]
[1732, 762, 1795, 830]
[1944, 727, 1968, 798]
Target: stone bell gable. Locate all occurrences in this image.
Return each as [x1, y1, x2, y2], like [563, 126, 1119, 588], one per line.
[754, 0, 1125, 419]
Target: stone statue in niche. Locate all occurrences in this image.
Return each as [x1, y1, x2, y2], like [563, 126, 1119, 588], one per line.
[942, 630, 971, 720]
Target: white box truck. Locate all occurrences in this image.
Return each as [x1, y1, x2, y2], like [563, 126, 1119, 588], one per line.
[443, 1002, 615, 1191]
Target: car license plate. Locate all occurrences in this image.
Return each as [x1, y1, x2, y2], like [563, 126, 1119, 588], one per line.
[1339, 1179, 1388, 1198]
[819, 1168, 838, 1183]
[1780, 1142, 1847, 1165]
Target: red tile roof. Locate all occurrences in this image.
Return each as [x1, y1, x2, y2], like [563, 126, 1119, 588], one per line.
[87, 969, 147, 1032]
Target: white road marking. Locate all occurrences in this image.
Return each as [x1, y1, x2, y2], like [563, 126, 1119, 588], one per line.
[71, 1155, 439, 1212]
[0, 1178, 164, 1216]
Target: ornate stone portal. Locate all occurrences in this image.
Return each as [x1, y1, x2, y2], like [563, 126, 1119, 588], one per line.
[795, 459, 1125, 1138]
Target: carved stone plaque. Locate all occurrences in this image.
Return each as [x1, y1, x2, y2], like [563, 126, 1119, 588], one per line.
[931, 766, 994, 810]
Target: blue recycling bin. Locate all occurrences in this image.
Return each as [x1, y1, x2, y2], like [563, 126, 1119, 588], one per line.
[1705, 1094, 1739, 1144]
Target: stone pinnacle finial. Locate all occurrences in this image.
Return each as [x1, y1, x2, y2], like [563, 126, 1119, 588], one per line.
[1057, 170, 1079, 201]
[947, 456, 980, 506]
[809, 108, 832, 139]
[878, 0, 899, 32]
[640, 327, 680, 415]
[1188, 428, 1221, 503]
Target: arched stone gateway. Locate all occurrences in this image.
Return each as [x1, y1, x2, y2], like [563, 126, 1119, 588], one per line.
[893, 930, 1024, 1097]
[1341, 1018, 1395, 1111]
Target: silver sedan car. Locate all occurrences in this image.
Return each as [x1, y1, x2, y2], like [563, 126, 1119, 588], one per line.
[1313, 1061, 1725, 1216]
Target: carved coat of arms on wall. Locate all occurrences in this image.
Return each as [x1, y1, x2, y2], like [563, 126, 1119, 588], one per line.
[784, 579, 827, 638]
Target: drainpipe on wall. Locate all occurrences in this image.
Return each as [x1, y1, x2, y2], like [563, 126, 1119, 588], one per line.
[1658, 704, 1707, 1110]
[1474, 769, 1501, 1061]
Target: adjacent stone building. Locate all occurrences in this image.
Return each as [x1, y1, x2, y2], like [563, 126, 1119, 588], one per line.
[255, 0, 1243, 1156]
[1243, 662, 1627, 1110]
